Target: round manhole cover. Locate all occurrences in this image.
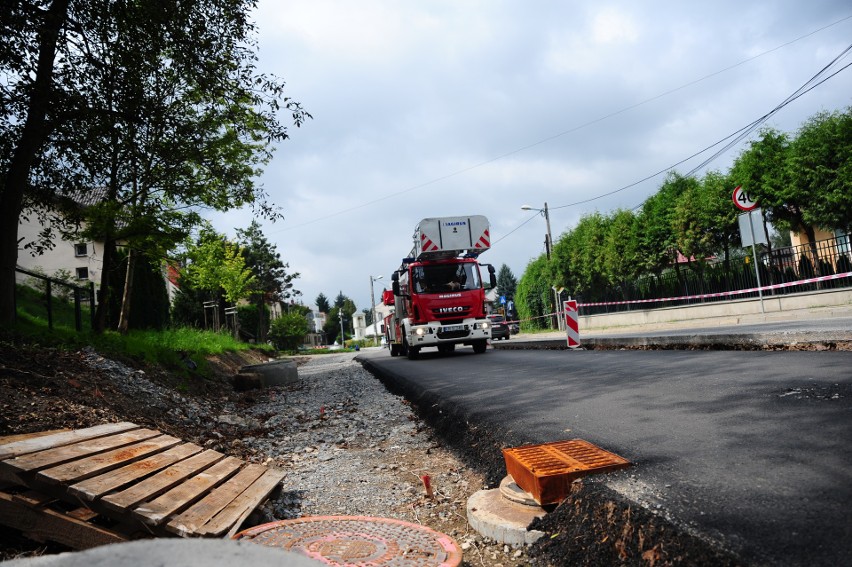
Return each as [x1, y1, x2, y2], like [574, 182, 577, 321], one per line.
[234, 516, 462, 566]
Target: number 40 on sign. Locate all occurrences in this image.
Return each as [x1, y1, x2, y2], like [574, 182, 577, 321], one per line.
[732, 186, 758, 212]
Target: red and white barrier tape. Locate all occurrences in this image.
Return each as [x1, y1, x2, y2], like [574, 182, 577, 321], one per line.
[504, 271, 852, 324]
[578, 271, 852, 307]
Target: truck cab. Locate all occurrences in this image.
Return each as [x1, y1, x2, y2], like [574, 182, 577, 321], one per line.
[384, 216, 496, 359]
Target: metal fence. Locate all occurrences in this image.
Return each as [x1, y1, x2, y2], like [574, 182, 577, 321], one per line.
[578, 233, 852, 316]
[15, 267, 96, 331]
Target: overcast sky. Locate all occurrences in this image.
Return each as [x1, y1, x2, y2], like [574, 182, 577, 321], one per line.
[208, 1, 852, 314]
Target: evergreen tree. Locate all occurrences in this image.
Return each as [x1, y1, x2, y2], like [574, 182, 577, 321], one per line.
[316, 293, 331, 313]
[496, 264, 518, 300]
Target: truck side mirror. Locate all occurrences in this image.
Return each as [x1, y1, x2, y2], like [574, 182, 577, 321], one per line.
[488, 265, 497, 289]
[392, 281, 400, 296]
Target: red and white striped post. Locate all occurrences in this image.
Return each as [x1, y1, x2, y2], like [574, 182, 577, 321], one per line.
[563, 300, 579, 348]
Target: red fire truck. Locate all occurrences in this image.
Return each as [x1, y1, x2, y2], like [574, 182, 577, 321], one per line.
[383, 216, 496, 359]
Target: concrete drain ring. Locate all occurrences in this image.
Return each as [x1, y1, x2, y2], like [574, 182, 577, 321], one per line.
[234, 515, 462, 566]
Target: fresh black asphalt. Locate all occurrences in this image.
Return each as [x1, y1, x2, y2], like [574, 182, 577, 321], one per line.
[359, 344, 852, 566]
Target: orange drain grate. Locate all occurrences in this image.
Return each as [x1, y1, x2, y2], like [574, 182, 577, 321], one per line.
[502, 439, 630, 505]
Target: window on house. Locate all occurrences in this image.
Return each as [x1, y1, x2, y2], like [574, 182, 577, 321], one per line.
[76, 267, 89, 280]
[74, 243, 88, 257]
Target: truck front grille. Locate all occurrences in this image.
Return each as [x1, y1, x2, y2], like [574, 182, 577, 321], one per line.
[437, 330, 470, 339]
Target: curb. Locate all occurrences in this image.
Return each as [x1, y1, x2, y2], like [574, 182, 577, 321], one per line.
[493, 330, 852, 351]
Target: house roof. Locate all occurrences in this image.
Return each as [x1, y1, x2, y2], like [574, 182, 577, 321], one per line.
[60, 186, 111, 209]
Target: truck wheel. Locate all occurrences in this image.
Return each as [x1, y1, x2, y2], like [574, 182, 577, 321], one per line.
[472, 340, 487, 354]
[400, 338, 409, 357]
[390, 344, 400, 357]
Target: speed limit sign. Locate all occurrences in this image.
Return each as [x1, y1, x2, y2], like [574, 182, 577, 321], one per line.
[732, 186, 758, 211]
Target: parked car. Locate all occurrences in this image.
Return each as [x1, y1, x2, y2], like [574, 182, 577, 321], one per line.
[488, 314, 511, 340]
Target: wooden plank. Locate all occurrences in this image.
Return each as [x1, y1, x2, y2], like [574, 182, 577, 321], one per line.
[68, 443, 202, 502]
[0, 490, 127, 550]
[0, 428, 69, 447]
[132, 456, 242, 526]
[100, 449, 224, 514]
[12, 490, 55, 508]
[67, 507, 99, 522]
[202, 468, 286, 538]
[1, 428, 160, 479]
[165, 463, 266, 536]
[36, 434, 181, 486]
[0, 422, 138, 461]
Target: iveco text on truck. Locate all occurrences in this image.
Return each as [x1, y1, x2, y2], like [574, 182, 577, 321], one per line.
[383, 216, 496, 359]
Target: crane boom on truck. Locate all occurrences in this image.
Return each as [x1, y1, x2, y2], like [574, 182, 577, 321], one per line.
[383, 215, 497, 359]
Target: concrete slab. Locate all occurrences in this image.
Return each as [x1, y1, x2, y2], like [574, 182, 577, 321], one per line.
[2, 539, 323, 566]
[466, 477, 547, 545]
[240, 359, 298, 387]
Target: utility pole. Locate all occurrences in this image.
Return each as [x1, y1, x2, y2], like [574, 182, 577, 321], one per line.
[521, 202, 558, 329]
[370, 275, 383, 344]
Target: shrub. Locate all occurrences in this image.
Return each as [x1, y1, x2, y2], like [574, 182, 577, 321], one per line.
[268, 312, 309, 351]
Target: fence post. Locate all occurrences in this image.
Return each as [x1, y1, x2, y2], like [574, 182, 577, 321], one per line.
[45, 280, 53, 330]
[74, 287, 82, 332]
[89, 282, 96, 330]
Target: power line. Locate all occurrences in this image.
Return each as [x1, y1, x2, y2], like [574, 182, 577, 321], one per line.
[268, 15, 852, 234]
[550, 43, 852, 214]
[498, 41, 852, 246]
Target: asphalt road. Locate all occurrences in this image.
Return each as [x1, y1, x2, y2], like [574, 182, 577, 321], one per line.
[359, 346, 852, 566]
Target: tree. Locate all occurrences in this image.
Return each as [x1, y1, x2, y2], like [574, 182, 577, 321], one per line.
[515, 255, 549, 331]
[790, 108, 852, 235]
[315, 293, 330, 313]
[324, 292, 357, 343]
[181, 228, 255, 305]
[495, 264, 518, 301]
[637, 172, 689, 275]
[0, 0, 72, 325]
[105, 249, 170, 331]
[0, 0, 310, 328]
[268, 311, 309, 351]
[171, 277, 206, 328]
[236, 220, 300, 341]
[237, 221, 300, 302]
[602, 209, 641, 288]
[731, 128, 796, 240]
[670, 176, 710, 275]
[551, 212, 610, 299]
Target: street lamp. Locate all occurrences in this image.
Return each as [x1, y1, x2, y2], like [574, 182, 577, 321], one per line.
[521, 203, 559, 330]
[520, 203, 553, 259]
[370, 275, 383, 343]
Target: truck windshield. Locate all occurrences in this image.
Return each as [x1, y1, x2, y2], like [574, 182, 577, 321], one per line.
[411, 263, 481, 294]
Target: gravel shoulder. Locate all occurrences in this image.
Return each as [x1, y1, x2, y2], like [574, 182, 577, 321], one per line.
[0, 342, 531, 566]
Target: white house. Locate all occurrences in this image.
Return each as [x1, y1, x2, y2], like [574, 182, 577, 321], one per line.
[17, 212, 103, 293]
[364, 287, 394, 339]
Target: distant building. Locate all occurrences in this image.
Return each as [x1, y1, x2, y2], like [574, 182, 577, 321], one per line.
[16, 188, 111, 296]
[307, 310, 327, 333]
[366, 288, 393, 338]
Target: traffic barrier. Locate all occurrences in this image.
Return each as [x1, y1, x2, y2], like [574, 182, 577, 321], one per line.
[563, 300, 579, 348]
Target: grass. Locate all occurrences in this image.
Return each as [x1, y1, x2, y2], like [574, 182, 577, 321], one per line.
[11, 283, 275, 378]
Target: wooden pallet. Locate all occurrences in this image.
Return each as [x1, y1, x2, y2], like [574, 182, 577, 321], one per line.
[0, 422, 284, 549]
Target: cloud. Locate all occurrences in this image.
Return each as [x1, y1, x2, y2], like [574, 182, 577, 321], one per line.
[206, 1, 852, 314]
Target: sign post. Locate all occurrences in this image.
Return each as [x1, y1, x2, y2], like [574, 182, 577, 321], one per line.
[563, 299, 579, 348]
[552, 286, 564, 330]
[733, 186, 765, 314]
